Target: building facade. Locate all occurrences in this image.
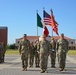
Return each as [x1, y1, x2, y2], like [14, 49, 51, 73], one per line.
[0, 27, 8, 46]
[16, 36, 76, 50]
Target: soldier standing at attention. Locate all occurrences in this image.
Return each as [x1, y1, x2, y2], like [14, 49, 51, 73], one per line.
[18, 34, 30, 71]
[50, 38, 56, 68]
[37, 34, 51, 73]
[1, 42, 6, 63]
[34, 40, 40, 67]
[29, 42, 35, 67]
[56, 33, 69, 71]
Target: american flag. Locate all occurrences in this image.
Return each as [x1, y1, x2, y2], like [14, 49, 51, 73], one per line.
[43, 10, 58, 26]
[43, 10, 51, 25]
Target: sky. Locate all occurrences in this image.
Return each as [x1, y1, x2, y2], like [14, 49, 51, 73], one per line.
[0, 0, 76, 44]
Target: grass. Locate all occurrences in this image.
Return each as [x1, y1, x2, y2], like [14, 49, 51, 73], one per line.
[68, 50, 76, 56]
[5, 49, 76, 56]
[5, 49, 19, 55]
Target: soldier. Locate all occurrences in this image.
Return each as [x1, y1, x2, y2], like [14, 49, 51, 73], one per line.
[0, 42, 2, 63]
[37, 34, 51, 73]
[50, 38, 56, 68]
[34, 40, 40, 67]
[29, 41, 35, 67]
[56, 33, 69, 71]
[18, 34, 30, 71]
[1, 42, 6, 63]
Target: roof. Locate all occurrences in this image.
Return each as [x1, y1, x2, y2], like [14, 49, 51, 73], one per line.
[0, 27, 8, 29]
[27, 36, 39, 40]
[18, 35, 72, 41]
[52, 36, 71, 40]
[19, 36, 39, 40]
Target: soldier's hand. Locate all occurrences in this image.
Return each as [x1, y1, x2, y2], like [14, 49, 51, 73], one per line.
[37, 51, 40, 54]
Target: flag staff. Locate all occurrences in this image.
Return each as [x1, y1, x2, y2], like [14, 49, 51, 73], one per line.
[52, 28, 53, 36]
[43, 7, 45, 11]
[50, 9, 53, 37]
[36, 10, 38, 36]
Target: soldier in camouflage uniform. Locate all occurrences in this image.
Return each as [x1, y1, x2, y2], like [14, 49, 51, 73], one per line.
[50, 38, 56, 68]
[1, 42, 6, 63]
[37, 34, 51, 73]
[0, 42, 2, 63]
[18, 34, 30, 71]
[29, 42, 35, 67]
[56, 33, 69, 71]
[34, 40, 40, 67]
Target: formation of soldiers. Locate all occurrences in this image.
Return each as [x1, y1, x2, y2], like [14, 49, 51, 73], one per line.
[18, 33, 69, 73]
[0, 42, 6, 63]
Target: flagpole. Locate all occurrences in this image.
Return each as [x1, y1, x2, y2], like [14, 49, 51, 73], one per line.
[50, 9, 53, 37]
[37, 24, 38, 36]
[36, 10, 38, 36]
[52, 29, 53, 37]
[43, 7, 45, 35]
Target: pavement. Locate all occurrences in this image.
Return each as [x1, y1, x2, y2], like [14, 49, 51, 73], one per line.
[0, 54, 76, 75]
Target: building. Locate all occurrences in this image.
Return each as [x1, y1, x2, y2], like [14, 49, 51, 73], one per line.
[16, 36, 39, 46]
[0, 27, 8, 46]
[15, 35, 76, 50]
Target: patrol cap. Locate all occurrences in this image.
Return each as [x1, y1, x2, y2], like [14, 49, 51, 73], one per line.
[60, 33, 64, 36]
[41, 34, 46, 38]
[30, 41, 33, 43]
[51, 37, 54, 40]
[23, 34, 27, 37]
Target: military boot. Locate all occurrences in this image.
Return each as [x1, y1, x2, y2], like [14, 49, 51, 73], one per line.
[29, 65, 31, 68]
[24, 68, 27, 71]
[45, 70, 48, 73]
[62, 68, 66, 71]
[42, 69, 48, 73]
[22, 68, 25, 71]
[41, 70, 45, 73]
[37, 64, 40, 67]
[59, 68, 63, 71]
[35, 64, 37, 67]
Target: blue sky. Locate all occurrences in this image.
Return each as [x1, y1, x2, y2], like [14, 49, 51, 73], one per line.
[0, 0, 76, 44]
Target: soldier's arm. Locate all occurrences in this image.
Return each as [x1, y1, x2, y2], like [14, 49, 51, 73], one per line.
[55, 42, 56, 50]
[49, 42, 52, 54]
[66, 40, 69, 53]
[56, 40, 59, 52]
[28, 40, 30, 53]
[56, 40, 59, 57]
[37, 42, 40, 54]
[18, 42, 21, 54]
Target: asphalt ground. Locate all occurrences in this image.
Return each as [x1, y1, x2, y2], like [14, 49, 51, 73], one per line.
[0, 55, 76, 75]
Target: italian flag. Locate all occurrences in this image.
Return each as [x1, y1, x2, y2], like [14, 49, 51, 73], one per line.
[37, 13, 49, 37]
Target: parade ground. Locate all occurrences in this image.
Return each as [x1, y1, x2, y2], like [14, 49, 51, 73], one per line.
[0, 54, 76, 75]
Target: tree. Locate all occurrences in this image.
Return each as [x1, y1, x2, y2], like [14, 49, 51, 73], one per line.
[9, 43, 16, 49]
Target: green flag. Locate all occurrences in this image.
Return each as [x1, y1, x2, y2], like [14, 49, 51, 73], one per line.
[37, 13, 43, 28]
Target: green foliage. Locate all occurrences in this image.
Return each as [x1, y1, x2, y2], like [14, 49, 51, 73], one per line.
[9, 44, 16, 49]
[6, 45, 10, 50]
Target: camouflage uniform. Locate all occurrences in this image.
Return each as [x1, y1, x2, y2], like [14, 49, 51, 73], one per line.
[50, 38, 56, 68]
[18, 34, 30, 71]
[29, 42, 35, 67]
[56, 34, 69, 71]
[1, 42, 6, 63]
[38, 35, 51, 73]
[34, 42, 40, 67]
[0, 42, 2, 63]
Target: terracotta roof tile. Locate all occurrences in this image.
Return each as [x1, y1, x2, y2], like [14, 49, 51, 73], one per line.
[18, 36, 72, 41]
